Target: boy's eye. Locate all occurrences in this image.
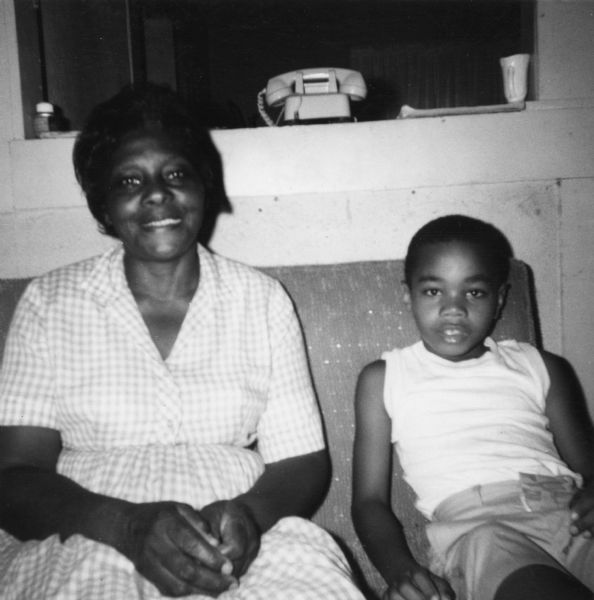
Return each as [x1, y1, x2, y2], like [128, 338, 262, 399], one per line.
[467, 289, 487, 298]
[422, 288, 441, 297]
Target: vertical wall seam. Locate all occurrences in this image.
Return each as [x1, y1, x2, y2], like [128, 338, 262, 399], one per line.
[556, 178, 565, 355]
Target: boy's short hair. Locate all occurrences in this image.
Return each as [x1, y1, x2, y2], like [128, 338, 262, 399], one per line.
[404, 215, 513, 286]
[72, 82, 226, 239]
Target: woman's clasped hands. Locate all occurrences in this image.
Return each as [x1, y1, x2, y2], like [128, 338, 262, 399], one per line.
[121, 499, 260, 597]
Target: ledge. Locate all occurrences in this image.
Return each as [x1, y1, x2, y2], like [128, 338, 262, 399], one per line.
[8, 103, 594, 210]
[526, 98, 594, 110]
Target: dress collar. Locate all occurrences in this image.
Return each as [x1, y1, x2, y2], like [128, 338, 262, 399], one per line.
[79, 244, 126, 306]
[80, 243, 214, 308]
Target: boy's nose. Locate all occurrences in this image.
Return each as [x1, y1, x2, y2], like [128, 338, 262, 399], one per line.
[441, 298, 467, 316]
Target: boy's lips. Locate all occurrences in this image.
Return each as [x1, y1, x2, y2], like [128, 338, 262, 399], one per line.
[439, 324, 468, 342]
[442, 325, 465, 335]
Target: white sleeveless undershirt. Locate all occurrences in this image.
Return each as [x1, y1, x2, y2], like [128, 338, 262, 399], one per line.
[382, 338, 579, 518]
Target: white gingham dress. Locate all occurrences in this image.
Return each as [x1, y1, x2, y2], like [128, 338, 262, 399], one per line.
[0, 245, 363, 600]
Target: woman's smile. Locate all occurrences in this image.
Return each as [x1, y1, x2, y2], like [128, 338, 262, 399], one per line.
[142, 217, 183, 229]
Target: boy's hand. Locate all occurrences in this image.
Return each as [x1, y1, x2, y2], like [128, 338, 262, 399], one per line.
[384, 563, 455, 600]
[569, 480, 594, 538]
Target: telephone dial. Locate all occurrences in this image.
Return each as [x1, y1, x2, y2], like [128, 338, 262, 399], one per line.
[257, 68, 367, 126]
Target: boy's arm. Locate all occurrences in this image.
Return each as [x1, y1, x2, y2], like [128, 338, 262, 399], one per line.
[352, 360, 454, 600]
[541, 350, 594, 481]
[542, 350, 594, 537]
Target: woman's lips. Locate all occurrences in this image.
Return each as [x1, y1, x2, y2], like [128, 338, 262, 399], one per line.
[143, 217, 182, 229]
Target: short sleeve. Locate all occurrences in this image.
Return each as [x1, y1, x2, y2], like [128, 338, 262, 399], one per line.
[0, 281, 58, 428]
[256, 283, 325, 463]
[516, 341, 551, 409]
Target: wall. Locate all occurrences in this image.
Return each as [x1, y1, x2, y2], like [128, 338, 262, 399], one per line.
[1, 0, 594, 411]
[536, 1, 594, 101]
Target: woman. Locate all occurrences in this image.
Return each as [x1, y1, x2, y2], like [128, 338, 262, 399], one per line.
[0, 83, 363, 599]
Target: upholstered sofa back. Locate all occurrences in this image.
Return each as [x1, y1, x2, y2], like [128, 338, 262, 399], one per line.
[0, 258, 537, 599]
[262, 259, 537, 598]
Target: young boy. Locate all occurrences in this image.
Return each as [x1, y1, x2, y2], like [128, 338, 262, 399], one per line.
[352, 215, 594, 600]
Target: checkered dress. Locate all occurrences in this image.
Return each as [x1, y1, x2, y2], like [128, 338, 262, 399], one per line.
[0, 245, 363, 599]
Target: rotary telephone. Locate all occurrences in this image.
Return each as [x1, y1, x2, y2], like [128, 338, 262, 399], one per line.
[257, 68, 367, 126]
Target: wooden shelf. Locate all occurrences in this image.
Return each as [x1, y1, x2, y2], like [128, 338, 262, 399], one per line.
[398, 101, 526, 119]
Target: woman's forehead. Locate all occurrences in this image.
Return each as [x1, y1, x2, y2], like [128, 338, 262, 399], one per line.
[109, 131, 191, 166]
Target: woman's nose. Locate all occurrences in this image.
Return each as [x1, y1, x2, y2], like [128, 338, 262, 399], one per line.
[143, 179, 171, 204]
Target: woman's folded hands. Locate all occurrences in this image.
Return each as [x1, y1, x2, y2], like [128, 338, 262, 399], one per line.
[121, 500, 247, 598]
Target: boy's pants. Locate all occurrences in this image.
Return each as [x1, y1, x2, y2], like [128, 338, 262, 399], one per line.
[426, 473, 594, 600]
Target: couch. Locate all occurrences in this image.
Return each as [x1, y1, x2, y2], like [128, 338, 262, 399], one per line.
[0, 258, 537, 599]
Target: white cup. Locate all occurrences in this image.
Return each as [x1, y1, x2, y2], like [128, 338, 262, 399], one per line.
[500, 53, 530, 103]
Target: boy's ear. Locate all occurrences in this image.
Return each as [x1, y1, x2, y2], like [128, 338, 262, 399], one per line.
[402, 281, 412, 311]
[495, 282, 510, 320]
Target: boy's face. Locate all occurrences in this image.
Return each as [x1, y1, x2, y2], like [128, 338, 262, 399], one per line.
[404, 241, 507, 362]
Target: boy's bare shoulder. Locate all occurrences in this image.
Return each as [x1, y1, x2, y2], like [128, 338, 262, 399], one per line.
[356, 360, 387, 403]
[359, 358, 386, 380]
[537, 348, 584, 409]
[537, 348, 575, 379]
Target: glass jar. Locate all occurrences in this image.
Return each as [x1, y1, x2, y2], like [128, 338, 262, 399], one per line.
[33, 102, 54, 138]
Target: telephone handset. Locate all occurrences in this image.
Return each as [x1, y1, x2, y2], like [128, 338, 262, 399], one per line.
[258, 68, 367, 126]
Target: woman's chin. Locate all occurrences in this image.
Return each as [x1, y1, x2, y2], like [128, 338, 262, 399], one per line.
[127, 242, 196, 264]
[124, 230, 199, 263]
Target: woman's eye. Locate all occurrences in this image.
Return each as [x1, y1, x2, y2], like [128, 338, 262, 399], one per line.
[166, 168, 186, 181]
[115, 175, 141, 189]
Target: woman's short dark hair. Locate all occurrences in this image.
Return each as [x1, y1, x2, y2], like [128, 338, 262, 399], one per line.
[404, 214, 513, 286]
[72, 82, 226, 239]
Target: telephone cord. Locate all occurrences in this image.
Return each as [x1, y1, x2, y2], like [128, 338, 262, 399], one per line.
[257, 88, 284, 127]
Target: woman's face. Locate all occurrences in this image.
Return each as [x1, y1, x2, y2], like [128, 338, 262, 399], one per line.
[103, 131, 206, 264]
